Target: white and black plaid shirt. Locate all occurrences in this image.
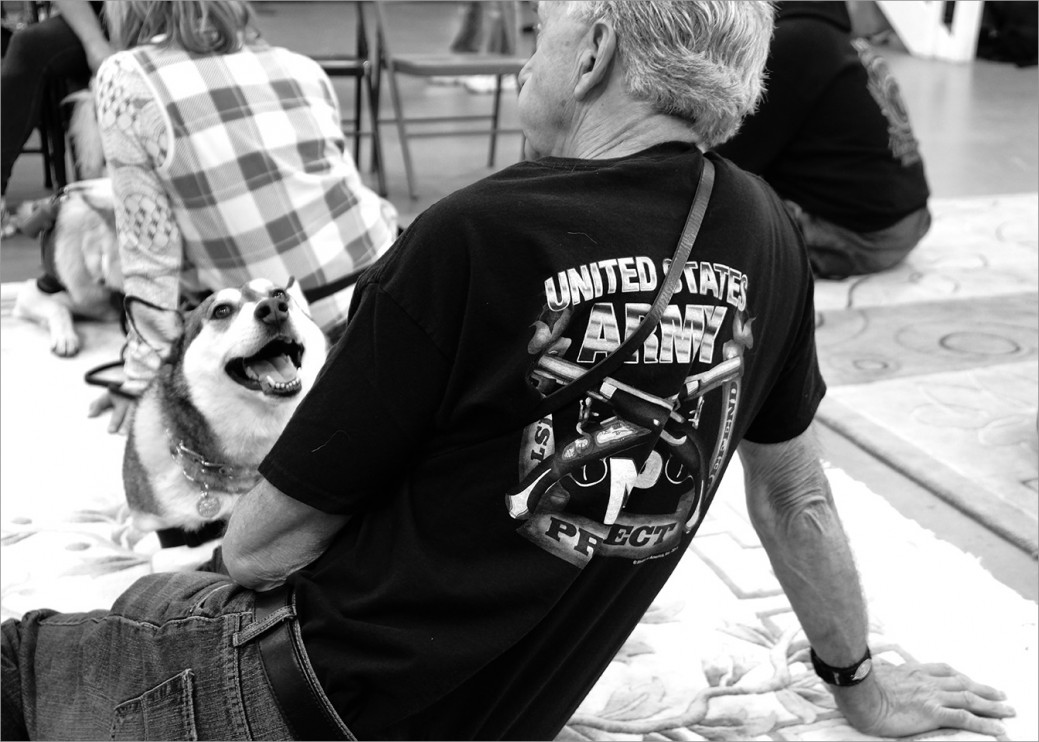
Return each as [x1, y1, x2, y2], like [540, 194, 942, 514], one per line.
[96, 41, 397, 393]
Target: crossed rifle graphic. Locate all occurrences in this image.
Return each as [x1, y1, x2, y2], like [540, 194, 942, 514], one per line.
[506, 354, 744, 523]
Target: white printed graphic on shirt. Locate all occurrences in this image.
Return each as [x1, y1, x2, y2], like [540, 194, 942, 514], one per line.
[509, 257, 753, 567]
[852, 38, 922, 167]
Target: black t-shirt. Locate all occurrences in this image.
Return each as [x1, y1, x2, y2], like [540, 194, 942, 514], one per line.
[715, 1, 930, 233]
[259, 143, 825, 740]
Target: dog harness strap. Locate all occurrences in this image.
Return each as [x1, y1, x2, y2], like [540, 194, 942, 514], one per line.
[156, 521, 226, 548]
[36, 273, 66, 295]
[252, 586, 353, 741]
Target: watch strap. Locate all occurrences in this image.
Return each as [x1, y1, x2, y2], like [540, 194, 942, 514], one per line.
[810, 648, 873, 686]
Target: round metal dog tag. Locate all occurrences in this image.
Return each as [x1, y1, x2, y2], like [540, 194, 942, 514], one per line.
[196, 493, 221, 520]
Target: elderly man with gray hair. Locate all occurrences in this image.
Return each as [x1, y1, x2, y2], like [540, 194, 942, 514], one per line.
[3, 2, 1014, 740]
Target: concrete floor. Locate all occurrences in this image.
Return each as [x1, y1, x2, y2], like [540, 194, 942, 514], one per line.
[1, 1, 1036, 600]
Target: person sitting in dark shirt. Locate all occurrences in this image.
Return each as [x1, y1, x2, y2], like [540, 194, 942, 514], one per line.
[716, 1, 932, 279]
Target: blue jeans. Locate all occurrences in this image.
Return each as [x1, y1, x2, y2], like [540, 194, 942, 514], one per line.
[784, 200, 932, 279]
[1, 571, 340, 740]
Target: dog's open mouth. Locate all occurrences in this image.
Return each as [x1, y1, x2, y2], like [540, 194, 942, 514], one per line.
[226, 338, 305, 397]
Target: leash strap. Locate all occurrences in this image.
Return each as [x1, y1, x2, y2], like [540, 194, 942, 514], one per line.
[533, 158, 716, 419]
[301, 268, 365, 304]
[83, 359, 137, 400]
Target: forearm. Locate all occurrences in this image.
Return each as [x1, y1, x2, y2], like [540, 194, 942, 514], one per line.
[740, 429, 884, 720]
[223, 477, 349, 591]
[119, 235, 182, 393]
[746, 462, 868, 664]
[97, 54, 181, 390]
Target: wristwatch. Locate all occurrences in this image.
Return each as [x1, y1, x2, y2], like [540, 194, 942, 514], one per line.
[810, 648, 873, 686]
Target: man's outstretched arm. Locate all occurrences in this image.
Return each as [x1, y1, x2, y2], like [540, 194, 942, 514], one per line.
[223, 476, 350, 592]
[738, 423, 1015, 737]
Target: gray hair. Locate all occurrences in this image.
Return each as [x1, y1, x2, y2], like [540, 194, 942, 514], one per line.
[565, 1, 775, 149]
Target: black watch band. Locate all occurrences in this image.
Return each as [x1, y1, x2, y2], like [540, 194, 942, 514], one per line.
[810, 648, 873, 686]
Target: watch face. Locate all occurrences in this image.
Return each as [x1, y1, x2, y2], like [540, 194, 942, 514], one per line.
[851, 657, 873, 682]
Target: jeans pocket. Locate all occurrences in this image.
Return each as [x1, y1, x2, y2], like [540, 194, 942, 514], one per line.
[110, 669, 198, 741]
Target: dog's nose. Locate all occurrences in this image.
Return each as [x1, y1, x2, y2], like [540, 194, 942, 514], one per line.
[255, 296, 289, 326]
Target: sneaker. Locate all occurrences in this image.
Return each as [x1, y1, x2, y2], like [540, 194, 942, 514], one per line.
[428, 76, 466, 86]
[463, 75, 518, 94]
[0, 198, 15, 239]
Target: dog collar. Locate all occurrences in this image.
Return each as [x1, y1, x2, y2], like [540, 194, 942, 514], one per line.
[168, 434, 261, 519]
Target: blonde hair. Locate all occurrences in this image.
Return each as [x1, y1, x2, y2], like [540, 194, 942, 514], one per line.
[565, 1, 775, 149]
[105, 0, 259, 54]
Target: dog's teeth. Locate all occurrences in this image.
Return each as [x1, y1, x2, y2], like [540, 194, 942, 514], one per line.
[257, 371, 303, 396]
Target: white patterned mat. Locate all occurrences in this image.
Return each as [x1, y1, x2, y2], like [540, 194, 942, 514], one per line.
[813, 193, 1039, 557]
[1, 280, 1036, 741]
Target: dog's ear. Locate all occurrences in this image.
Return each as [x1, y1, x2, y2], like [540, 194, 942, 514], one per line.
[123, 295, 186, 360]
[284, 276, 311, 313]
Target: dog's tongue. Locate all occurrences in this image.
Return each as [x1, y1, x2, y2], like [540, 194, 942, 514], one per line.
[246, 354, 302, 396]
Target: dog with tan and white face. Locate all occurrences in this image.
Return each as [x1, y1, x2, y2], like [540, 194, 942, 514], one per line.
[123, 278, 328, 544]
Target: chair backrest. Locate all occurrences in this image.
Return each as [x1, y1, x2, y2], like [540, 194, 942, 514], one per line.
[373, 1, 531, 66]
[305, 1, 372, 78]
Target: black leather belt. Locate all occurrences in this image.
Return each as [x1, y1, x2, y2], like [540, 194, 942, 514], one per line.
[252, 586, 352, 741]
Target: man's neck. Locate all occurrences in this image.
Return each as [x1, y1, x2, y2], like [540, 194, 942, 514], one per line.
[555, 110, 700, 160]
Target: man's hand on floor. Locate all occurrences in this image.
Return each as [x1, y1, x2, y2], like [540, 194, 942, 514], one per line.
[834, 660, 1015, 738]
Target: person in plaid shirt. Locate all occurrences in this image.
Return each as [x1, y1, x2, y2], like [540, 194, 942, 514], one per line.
[89, 0, 398, 433]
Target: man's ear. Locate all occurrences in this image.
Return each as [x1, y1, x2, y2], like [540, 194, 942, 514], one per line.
[574, 20, 618, 101]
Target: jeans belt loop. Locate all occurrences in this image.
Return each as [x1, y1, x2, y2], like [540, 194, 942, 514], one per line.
[250, 585, 351, 741]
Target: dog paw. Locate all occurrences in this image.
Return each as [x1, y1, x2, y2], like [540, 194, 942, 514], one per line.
[50, 333, 81, 357]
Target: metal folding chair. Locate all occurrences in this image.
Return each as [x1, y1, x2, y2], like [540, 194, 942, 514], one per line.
[372, 1, 529, 199]
[311, 1, 388, 196]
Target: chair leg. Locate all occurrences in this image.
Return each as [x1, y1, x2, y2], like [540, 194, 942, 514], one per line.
[370, 64, 382, 179]
[385, 64, 417, 200]
[39, 126, 53, 190]
[489, 74, 503, 168]
[40, 82, 68, 190]
[37, 95, 54, 190]
[517, 74, 527, 162]
[364, 71, 387, 197]
[353, 75, 363, 166]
